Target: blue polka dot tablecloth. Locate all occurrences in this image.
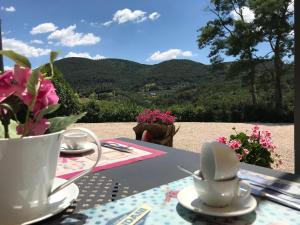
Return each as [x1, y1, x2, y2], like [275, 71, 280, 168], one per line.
[64, 172, 300, 225]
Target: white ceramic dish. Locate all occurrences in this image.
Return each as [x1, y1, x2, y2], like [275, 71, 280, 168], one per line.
[22, 177, 79, 225]
[177, 185, 257, 217]
[60, 142, 97, 154]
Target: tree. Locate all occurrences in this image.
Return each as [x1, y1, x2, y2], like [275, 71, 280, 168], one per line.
[41, 65, 82, 116]
[198, 0, 261, 105]
[250, 0, 294, 109]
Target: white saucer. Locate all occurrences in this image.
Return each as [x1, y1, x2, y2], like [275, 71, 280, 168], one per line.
[60, 142, 97, 154]
[177, 185, 257, 217]
[23, 178, 79, 225]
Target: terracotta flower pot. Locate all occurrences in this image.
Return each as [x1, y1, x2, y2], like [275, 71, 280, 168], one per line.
[133, 123, 179, 147]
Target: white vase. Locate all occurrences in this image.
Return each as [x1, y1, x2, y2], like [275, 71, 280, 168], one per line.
[0, 128, 101, 224]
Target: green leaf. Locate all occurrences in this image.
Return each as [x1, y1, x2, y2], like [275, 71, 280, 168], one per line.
[47, 112, 86, 133]
[27, 69, 40, 96]
[0, 50, 31, 68]
[0, 120, 21, 139]
[36, 104, 61, 122]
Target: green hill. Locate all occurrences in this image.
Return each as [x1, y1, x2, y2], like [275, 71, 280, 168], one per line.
[54, 58, 210, 94]
[54, 57, 294, 122]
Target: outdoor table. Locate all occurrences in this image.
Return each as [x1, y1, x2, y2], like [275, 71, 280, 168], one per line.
[39, 138, 300, 225]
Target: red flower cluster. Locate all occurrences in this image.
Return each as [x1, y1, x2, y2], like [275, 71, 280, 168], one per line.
[136, 109, 177, 125]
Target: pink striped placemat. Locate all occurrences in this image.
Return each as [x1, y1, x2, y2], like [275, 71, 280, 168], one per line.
[56, 139, 166, 179]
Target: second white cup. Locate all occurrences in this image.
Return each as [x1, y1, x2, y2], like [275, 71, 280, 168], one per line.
[200, 141, 240, 181]
[63, 132, 88, 150]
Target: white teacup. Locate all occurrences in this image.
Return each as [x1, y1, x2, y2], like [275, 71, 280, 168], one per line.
[200, 141, 240, 180]
[63, 132, 88, 149]
[193, 170, 251, 207]
[0, 128, 102, 224]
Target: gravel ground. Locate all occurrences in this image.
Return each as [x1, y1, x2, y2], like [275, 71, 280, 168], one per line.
[71, 122, 294, 173]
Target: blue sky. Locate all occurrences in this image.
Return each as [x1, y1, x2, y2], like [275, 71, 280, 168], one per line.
[0, 0, 283, 68]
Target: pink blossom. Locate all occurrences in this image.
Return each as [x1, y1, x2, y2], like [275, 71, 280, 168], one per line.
[252, 125, 260, 131]
[17, 118, 50, 136]
[13, 65, 31, 97]
[261, 130, 271, 138]
[22, 78, 59, 115]
[236, 153, 242, 161]
[136, 109, 176, 125]
[243, 148, 250, 155]
[228, 140, 242, 150]
[216, 136, 227, 144]
[0, 70, 15, 102]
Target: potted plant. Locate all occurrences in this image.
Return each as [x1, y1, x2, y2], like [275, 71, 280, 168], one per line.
[133, 109, 179, 147]
[216, 125, 281, 168]
[0, 50, 101, 224]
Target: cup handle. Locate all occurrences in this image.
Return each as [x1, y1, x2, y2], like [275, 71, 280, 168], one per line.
[49, 127, 102, 196]
[237, 180, 251, 200]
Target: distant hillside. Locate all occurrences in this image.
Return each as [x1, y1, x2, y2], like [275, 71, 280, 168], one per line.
[54, 57, 293, 110]
[54, 58, 210, 94]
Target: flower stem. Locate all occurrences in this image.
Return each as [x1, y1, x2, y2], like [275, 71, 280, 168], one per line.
[22, 82, 40, 137]
[22, 108, 31, 137]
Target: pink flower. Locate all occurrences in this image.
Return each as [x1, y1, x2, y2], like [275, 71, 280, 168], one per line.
[13, 65, 31, 97]
[228, 140, 242, 150]
[243, 148, 250, 155]
[22, 78, 59, 115]
[0, 70, 15, 102]
[16, 118, 50, 136]
[216, 136, 227, 144]
[252, 125, 260, 131]
[261, 130, 271, 138]
[136, 109, 176, 125]
[236, 153, 242, 161]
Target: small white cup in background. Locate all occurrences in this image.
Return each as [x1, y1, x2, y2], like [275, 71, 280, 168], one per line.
[63, 132, 88, 150]
[200, 141, 240, 181]
[193, 170, 251, 207]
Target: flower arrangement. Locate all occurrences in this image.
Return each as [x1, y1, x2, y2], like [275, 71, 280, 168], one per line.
[0, 50, 84, 138]
[134, 109, 179, 147]
[136, 109, 177, 125]
[216, 125, 281, 168]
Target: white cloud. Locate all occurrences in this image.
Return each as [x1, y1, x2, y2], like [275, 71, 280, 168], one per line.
[102, 21, 113, 27]
[104, 9, 161, 25]
[288, 0, 294, 13]
[30, 23, 58, 35]
[90, 22, 102, 28]
[30, 39, 44, 44]
[113, 8, 147, 24]
[149, 12, 160, 21]
[4, 66, 13, 71]
[3, 38, 51, 58]
[1, 6, 16, 12]
[1, 30, 11, 36]
[48, 25, 100, 47]
[182, 51, 193, 57]
[148, 49, 193, 61]
[80, 19, 85, 23]
[65, 52, 106, 60]
[230, 6, 255, 23]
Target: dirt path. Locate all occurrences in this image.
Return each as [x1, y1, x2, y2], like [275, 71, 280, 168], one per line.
[71, 122, 294, 173]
